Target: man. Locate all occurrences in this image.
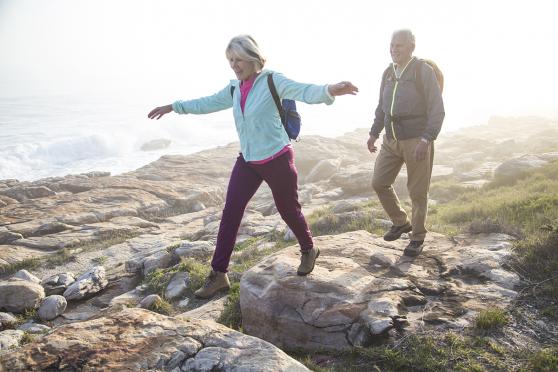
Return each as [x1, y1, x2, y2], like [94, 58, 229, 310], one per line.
[368, 29, 444, 257]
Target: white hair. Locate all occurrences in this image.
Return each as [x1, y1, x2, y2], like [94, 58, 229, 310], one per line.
[226, 35, 266, 69]
[392, 29, 415, 45]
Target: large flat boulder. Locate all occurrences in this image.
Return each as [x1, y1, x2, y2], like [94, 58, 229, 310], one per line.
[0, 308, 309, 371]
[241, 231, 519, 351]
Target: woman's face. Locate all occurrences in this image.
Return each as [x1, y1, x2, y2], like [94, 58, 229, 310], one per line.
[228, 54, 258, 81]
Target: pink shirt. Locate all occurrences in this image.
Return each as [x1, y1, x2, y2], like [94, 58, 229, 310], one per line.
[240, 75, 291, 164]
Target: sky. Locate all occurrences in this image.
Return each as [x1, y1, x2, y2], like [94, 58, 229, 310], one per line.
[1, 0, 557, 136]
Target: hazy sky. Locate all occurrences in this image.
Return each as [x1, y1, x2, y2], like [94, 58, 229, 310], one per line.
[1, 0, 557, 134]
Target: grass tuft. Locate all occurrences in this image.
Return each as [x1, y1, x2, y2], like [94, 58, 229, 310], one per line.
[217, 282, 241, 330]
[474, 308, 509, 330]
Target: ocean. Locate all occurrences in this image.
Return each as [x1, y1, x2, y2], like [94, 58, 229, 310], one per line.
[0, 93, 240, 182]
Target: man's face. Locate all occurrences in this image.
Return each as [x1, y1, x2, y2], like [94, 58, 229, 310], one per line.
[390, 34, 414, 65]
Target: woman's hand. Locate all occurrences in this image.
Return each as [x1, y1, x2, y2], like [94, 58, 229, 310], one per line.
[148, 104, 173, 120]
[328, 82, 359, 96]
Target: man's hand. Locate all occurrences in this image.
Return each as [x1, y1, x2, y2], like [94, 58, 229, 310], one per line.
[367, 135, 378, 153]
[328, 82, 359, 96]
[148, 104, 173, 120]
[414, 140, 429, 161]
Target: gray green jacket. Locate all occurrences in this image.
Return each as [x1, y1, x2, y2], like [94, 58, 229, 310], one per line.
[370, 57, 444, 142]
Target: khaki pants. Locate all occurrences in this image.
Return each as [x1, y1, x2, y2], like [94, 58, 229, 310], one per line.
[372, 135, 433, 241]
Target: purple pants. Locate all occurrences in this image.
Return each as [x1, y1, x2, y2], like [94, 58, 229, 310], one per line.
[211, 148, 313, 273]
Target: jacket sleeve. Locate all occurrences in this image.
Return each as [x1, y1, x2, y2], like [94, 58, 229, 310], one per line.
[271, 73, 335, 105]
[172, 83, 233, 115]
[369, 83, 385, 138]
[420, 64, 445, 141]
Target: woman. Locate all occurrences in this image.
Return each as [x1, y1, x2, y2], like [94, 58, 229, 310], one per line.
[148, 35, 358, 299]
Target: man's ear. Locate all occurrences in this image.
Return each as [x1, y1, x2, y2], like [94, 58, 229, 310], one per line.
[411, 43, 416, 52]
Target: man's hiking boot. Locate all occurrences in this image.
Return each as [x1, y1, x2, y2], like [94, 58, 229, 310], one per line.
[194, 270, 230, 299]
[297, 247, 320, 276]
[403, 240, 424, 257]
[383, 222, 412, 241]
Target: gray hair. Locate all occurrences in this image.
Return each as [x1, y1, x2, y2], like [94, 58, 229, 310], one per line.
[392, 29, 415, 45]
[226, 35, 266, 69]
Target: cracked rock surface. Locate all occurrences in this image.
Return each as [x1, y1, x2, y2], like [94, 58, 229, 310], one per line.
[0, 308, 309, 371]
[241, 230, 519, 351]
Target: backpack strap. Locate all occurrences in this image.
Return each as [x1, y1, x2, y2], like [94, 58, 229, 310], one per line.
[267, 73, 287, 127]
[230, 85, 235, 98]
[414, 59, 426, 101]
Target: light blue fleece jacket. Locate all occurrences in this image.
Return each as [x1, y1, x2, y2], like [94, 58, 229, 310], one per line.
[172, 69, 335, 161]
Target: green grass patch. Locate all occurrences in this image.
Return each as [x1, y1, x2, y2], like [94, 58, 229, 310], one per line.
[291, 332, 514, 371]
[526, 348, 558, 372]
[142, 258, 211, 296]
[149, 297, 173, 315]
[510, 227, 558, 298]
[217, 282, 241, 330]
[177, 258, 211, 292]
[474, 308, 509, 331]
[15, 308, 38, 326]
[306, 202, 387, 237]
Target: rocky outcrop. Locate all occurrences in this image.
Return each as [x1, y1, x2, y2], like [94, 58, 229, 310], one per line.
[63, 266, 108, 301]
[0, 279, 45, 313]
[241, 231, 519, 351]
[0, 308, 309, 371]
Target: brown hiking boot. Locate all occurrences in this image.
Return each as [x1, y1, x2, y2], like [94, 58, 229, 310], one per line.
[194, 270, 230, 299]
[297, 247, 320, 276]
[403, 240, 424, 257]
[383, 222, 412, 241]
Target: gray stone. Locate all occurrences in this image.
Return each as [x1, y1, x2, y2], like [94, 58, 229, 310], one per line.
[41, 272, 76, 296]
[13, 269, 41, 284]
[0, 279, 45, 313]
[165, 272, 190, 300]
[63, 266, 108, 301]
[0, 329, 24, 350]
[0, 312, 18, 330]
[143, 250, 175, 276]
[138, 294, 162, 309]
[38, 295, 67, 321]
[18, 322, 51, 334]
[174, 241, 215, 260]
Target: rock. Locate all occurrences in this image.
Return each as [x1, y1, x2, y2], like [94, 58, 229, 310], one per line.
[0, 329, 24, 350]
[0, 228, 23, 244]
[494, 154, 548, 181]
[138, 294, 162, 309]
[18, 322, 51, 334]
[174, 241, 215, 260]
[143, 250, 175, 276]
[41, 272, 76, 296]
[38, 295, 67, 321]
[177, 296, 228, 322]
[305, 159, 340, 183]
[241, 231, 521, 351]
[0, 185, 55, 202]
[12, 269, 41, 284]
[330, 167, 374, 196]
[109, 285, 148, 308]
[0, 279, 45, 313]
[63, 266, 108, 301]
[165, 272, 190, 300]
[140, 138, 171, 151]
[332, 200, 362, 214]
[284, 228, 296, 241]
[0, 313, 17, 331]
[0, 308, 309, 371]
